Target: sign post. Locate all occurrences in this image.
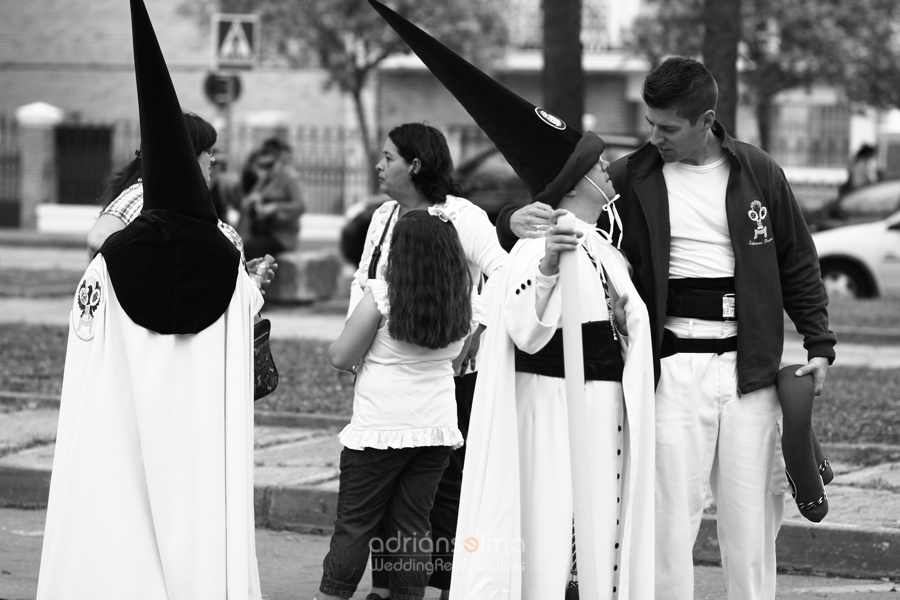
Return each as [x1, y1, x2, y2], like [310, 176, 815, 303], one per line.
[209, 13, 260, 157]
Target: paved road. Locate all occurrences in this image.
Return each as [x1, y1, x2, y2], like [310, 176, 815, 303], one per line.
[1, 508, 897, 600]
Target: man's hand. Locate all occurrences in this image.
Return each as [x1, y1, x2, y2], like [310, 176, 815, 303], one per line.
[795, 357, 830, 396]
[510, 202, 554, 239]
[539, 210, 582, 276]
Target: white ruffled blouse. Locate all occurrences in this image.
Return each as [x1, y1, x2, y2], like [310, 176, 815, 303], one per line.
[338, 279, 465, 451]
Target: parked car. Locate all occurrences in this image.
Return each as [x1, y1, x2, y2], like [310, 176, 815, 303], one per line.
[812, 209, 900, 298]
[339, 134, 645, 264]
[805, 178, 900, 232]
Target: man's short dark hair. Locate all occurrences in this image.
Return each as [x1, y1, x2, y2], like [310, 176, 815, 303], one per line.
[642, 57, 718, 125]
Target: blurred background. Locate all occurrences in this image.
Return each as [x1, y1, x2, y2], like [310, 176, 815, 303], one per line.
[2, 0, 900, 234]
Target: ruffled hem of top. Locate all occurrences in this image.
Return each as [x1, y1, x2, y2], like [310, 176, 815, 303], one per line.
[339, 425, 464, 451]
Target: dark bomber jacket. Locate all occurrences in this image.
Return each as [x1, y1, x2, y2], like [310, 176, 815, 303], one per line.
[496, 122, 836, 394]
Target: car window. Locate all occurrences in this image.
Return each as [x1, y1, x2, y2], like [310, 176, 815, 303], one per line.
[838, 180, 900, 219]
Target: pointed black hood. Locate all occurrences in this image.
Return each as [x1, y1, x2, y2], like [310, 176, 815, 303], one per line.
[130, 0, 217, 220]
[369, 0, 605, 207]
[98, 0, 240, 334]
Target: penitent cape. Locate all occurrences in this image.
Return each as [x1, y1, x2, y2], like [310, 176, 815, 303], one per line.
[35, 1, 263, 598]
[449, 238, 656, 599]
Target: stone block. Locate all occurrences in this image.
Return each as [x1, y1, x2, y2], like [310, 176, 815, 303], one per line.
[266, 486, 339, 532]
[265, 249, 342, 304]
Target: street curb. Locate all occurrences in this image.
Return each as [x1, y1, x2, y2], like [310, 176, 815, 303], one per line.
[254, 410, 350, 430]
[694, 516, 900, 579]
[0, 466, 51, 508]
[255, 485, 338, 535]
[2, 463, 899, 579]
[0, 231, 85, 248]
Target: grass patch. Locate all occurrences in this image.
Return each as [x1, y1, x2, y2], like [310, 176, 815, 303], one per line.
[855, 477, 900, 493]
[827, 296, 900, 330]
[0, 323, 354, 416]
[0, 324, 68, 396]
[785, 296, 900, 345]
[813, 366, 900, 445]
[254, 338, 355, 415]
[2, 323, 898, 443]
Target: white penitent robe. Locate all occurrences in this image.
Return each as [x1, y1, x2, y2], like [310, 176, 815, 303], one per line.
[37, 254, 263, 600]
[450, 223, 656, 600]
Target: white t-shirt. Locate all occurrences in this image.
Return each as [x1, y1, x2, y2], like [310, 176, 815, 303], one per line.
[339, 279, 465, 451]
[663, 155, 734, 279]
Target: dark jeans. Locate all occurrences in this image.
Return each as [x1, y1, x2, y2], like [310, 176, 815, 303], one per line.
[320, 445, 452, 600]
[372, 372, 477, 592]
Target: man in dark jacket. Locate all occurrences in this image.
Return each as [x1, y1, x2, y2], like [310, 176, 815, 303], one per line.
[496, 57, 836, 599]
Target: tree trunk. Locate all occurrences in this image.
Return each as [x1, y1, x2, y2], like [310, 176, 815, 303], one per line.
[755, 93, 774, 152]
[351, 86, 379, 194]
[702, 0, 740, 136]
[542, 0, 583, 130]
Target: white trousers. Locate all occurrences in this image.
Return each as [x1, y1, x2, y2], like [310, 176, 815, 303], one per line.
[655, 318, 786, 600]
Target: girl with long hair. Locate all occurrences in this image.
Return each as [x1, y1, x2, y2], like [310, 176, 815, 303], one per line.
[348, 122, 507, 599]
[320, 210, 472, 600]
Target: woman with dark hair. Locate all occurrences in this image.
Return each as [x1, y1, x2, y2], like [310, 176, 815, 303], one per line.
[86, 112, 244, 258]
[348, 122, 507, 599]
[320, 210, 472, 600]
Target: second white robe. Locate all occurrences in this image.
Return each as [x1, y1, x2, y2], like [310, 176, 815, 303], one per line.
[450, 224, 656, 600]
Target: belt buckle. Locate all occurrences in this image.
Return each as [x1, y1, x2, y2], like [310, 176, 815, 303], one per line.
[722, 294, 736, 319]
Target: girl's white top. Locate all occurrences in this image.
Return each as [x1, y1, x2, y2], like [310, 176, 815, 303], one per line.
[339, 279, 465, 451]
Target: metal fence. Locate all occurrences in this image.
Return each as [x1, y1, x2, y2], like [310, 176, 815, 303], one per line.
[109, 120, 370, 214]
[769, 104, 850, 169]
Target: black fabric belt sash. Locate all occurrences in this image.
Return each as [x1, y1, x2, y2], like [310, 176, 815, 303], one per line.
[661, 329, 737, 358]
[514, 321, 624, 382]
[667, 277, 737, 321]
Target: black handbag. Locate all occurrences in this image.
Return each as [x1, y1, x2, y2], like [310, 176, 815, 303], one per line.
[254, 318, 279, 401]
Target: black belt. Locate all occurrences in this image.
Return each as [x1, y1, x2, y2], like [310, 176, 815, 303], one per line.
[515, 321, 624, 381]
[667, 277, 737, 321]
[661, 329, 737, 358]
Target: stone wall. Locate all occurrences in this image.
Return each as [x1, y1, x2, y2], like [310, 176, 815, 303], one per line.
[0, 0, 350, 129]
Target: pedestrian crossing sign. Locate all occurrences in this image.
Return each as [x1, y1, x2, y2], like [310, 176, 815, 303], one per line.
[212, 13, 260, 70]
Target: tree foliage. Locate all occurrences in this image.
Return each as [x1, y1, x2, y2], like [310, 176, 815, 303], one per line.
[183, 0, 509, 187]
[701, 0, 740, 135]
[626, 0, 900, 149]
[543, 0, 583, 130]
